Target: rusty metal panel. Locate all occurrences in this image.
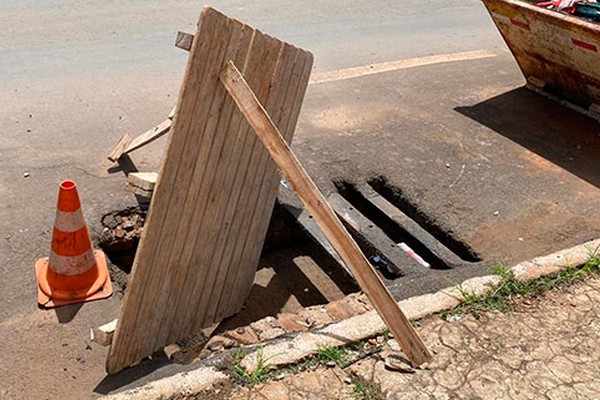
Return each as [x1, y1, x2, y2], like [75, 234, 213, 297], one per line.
[483, 0, 600, 108]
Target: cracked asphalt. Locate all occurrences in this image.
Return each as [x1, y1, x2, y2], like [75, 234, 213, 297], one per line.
[223, 277, 600, 400]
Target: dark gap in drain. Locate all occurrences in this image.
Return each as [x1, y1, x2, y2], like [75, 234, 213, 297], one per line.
[336, 218, 402, 280]
[368, 176, 480, 262]
[98, 206, 145, 295]
[334, 180, 449, 270]
[262, 202, 359, 293]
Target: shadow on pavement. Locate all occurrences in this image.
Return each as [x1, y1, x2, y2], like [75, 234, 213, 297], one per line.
[106, 155, 138, 176]
[456, 87, 600, 188]
[215, 240, 358, 333]
[93, 355, 172, 395]
[52, 303, 84, 323]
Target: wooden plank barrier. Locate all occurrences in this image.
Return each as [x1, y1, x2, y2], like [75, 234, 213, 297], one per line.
[106, 7, 313, 373]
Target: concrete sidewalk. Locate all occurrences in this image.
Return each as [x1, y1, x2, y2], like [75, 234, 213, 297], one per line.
[219, 276, 600, 400]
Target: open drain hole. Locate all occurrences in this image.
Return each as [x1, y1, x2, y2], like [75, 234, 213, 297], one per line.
[98, 207, 146, 295]
[368, 176, 480, 262]
[338, 219, 402, 280]
[334, 180, 449, 270]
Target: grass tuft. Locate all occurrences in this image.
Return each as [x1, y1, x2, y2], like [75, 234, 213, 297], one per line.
[316, 345, 349, 367]
[350, 375, 384, 400]
[442, 252, 600, 319]
[231, 347, 271, 386]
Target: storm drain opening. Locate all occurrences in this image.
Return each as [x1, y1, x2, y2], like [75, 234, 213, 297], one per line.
[334, 180, 450, 270]
[337, 217, 402, 280]
[368, 176, 481, 263]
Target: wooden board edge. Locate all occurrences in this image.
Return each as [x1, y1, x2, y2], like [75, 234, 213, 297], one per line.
[108, 134, 133, 162]
[175, 31, 194, 51]
[91, 319, 118, 347]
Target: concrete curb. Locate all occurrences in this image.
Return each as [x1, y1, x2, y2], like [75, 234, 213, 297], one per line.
[102, 238, 600, 399]
[103, 367, 228, 400]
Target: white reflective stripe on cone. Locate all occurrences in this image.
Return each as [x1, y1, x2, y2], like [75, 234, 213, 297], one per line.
[49, 249, 96, 275]
[53, 208, 86, 233]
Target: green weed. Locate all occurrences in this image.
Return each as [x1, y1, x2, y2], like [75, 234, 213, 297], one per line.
[350, 375, 384, 400]
[231, 347, 271, 386]
[316, 345, 349, 367]
[232, 347, 246, 361]
[443, 253, 600, 319]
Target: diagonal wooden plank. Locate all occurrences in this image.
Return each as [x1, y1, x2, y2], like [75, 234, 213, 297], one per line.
[123, 119, 172, 154]
[107, 7, 313, 374]
[220, 61, 432, 366]
[148, 17, 252, 355]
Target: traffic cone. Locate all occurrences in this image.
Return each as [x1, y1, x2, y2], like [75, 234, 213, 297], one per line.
[35, 180, 113, 308]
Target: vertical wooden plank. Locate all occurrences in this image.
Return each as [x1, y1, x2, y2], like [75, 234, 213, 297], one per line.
[148, 17, 250, 355]
[133, 12, 237, 368]
[107, 7, 314, 373]
[187, 39, 289, 330]
[220, 61, 432, 366]
[107, 8, 230, 374]
[200, 44, 302, 326]
[218, 50, 314, 319]
[171, 33, 281, 339]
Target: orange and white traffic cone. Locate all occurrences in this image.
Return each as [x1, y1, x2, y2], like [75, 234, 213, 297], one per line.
[35, 180, 113, 308]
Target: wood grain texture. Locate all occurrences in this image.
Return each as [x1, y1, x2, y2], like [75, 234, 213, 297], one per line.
[91, 319, 117, 347]
[107, 134, 133, 162]
[220, 61, 432, 366]
[125, 172, 158, 198]
[122, 118, 172, 155]
[175, 31, 194, 51]
[106, 7, 313, 374]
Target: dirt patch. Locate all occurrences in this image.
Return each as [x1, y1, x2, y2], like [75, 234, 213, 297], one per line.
[98, 207, 145, 295]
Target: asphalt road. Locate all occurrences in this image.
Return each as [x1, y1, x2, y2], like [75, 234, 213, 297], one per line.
[2, 1, 600, 398]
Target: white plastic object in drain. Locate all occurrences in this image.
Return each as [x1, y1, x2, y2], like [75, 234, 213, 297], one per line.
[397, 242, 431, 268]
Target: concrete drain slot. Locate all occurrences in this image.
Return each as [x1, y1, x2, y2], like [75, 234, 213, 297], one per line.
[334, 180, 450, 271]
[368, 176, 481, 263]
